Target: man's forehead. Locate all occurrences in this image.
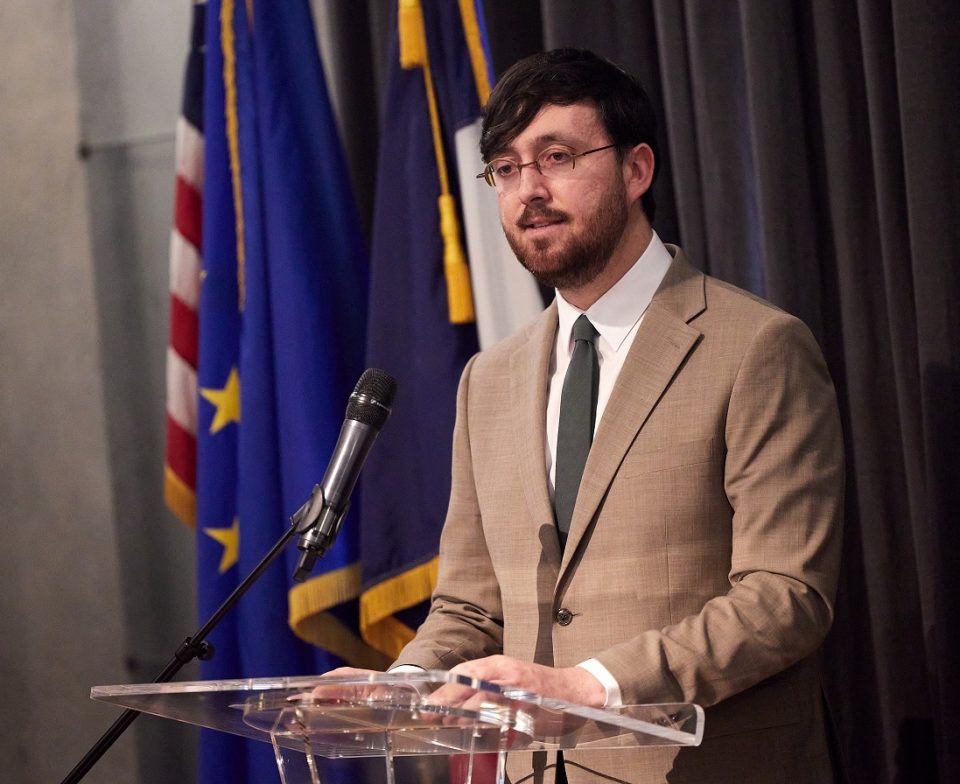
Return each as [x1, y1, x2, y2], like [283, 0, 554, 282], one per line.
[499, 101, 604, 153]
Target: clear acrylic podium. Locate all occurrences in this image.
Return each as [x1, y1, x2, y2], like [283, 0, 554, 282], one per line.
[93, 671, 703, 783]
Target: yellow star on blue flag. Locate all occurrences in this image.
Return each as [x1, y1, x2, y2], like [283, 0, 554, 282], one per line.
[190, 0, 376, 777]
[203, 518, 239, 573]
[200, 367, 240, 433]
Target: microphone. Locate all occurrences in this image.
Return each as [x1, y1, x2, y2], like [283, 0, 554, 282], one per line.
[292, 368, 397, 582]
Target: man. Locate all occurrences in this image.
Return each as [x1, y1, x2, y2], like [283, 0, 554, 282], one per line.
[335, 49, 844, 783]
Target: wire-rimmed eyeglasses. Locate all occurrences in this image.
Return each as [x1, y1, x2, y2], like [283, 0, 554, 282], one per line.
[476, 143, 619, 192]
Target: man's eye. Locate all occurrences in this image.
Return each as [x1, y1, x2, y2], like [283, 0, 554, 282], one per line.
[493, 161, 518, 178]
[542, 150, 573, 166]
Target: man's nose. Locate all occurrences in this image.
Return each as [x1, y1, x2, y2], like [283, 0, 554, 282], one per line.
[515, 163, 550, 203]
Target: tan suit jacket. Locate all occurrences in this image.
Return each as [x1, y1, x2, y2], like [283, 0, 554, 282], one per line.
[397, 247, 844, 783]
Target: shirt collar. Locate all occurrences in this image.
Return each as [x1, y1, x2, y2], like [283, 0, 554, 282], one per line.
[556, 231, 673, 357]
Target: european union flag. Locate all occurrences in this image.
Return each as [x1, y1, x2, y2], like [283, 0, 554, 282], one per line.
[357, 0, 542, 660]
[195, 0, 376, 781]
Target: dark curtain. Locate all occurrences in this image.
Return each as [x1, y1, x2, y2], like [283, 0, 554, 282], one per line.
[325, 1, 960, 781]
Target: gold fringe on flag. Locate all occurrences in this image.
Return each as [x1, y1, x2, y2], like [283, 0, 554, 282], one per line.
[398, 0, 475, 324]
[220, 0, 246, 312]
[457, 0, 491, 104]
[289, 562, 392, 669]
[360, 557, 439, 659]
[164, 466, 197, 527]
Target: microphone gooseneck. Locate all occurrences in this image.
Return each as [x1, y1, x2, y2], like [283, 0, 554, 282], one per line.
[292, 368, 397, 581]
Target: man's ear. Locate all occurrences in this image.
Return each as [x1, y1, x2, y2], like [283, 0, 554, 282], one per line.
[624, 143, 655, 205]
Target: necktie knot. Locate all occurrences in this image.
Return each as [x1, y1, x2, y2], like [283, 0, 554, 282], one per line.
[572, 314, 598, 344]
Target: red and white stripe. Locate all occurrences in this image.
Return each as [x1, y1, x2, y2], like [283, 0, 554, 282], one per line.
[165, 115, 203, 526]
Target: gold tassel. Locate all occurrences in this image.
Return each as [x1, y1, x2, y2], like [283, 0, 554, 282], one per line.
[398, 0, 426, 69]
[439, 194, 475, 324]
[399, 0, 477, 324]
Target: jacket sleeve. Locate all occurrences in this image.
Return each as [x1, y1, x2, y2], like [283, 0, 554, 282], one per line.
[392, 354, 505, 669]
[593, 314, 844, 707]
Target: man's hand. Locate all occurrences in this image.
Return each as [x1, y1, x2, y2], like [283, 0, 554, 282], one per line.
[308, 667, 382, 702]
[319, 667, 380, 679]
[448, 655, 606, 708]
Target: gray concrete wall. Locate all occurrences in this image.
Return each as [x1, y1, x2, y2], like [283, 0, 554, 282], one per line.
[0, 3, 390, 782]
[0, 1, 138, 781]
[0, 1, 196, 781]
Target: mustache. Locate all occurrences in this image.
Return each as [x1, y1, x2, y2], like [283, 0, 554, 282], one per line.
[516, 206, 569, 228]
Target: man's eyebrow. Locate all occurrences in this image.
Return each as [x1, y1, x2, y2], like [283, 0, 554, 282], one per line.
[495, 132, 581, 157]
[530, 133, 572, 145]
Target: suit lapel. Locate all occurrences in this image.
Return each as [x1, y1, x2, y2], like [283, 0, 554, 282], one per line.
[510, 303, 559, 560]
[560, 249, 707, 575]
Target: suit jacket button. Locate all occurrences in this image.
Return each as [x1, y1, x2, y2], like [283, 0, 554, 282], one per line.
[555, 608, 573, 626]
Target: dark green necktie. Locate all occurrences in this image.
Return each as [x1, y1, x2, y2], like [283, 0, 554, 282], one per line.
[554, 315, 599, 549]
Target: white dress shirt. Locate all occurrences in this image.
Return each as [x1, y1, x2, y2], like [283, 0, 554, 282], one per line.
[551, 232, 673, 707]
[547, 232, 674, 492]
[395, 234, 674, 709]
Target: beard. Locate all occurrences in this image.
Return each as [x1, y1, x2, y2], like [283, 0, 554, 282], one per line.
[504, 177, 629, 290]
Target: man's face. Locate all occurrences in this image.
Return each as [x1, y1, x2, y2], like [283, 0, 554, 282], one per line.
[493, 102, 629, 291]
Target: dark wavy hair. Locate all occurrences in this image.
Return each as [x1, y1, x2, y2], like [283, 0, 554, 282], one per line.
[480, 48, 659, 220]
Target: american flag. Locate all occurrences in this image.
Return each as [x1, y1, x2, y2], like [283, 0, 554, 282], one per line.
[164, 1, 205, 527]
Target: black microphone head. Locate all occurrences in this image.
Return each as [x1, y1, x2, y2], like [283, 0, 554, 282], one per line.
[346, 368, 396, 429]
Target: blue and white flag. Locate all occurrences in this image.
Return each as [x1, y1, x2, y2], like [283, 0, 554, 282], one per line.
[358, 0, 543, 662]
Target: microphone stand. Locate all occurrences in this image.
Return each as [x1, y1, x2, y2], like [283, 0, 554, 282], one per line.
[61, 490, 327, 784]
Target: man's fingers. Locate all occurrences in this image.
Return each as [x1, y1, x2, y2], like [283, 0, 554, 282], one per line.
[309, 667, 381, 700]
[319, 666, 377, 679]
